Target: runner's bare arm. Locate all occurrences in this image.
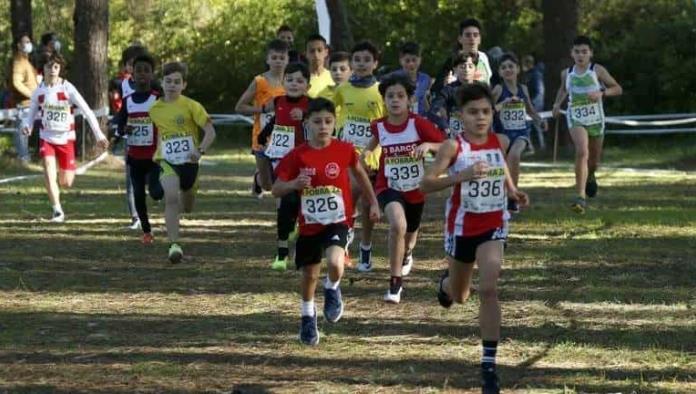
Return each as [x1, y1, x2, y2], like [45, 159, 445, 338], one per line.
[552, 69, 569, 117]
[596, 65, 623, 97]
[421, 140, 476, 193]
[234, 79, 261, 115]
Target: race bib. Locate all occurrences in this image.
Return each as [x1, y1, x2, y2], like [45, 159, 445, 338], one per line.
[448, 115, 463, 138]
[260, 112, 274, 131]
[570, 100, 603, 126]
[342, 116, 372, 149]
[264, 125, 295, 159]
[43, 103, 71, 132]
[385, 155, 424, 192]
[461, 152, 506, 213]
[301, 186, 346, 225]
[127, 117, 154, 146]
[500, 101, 527, 130]
[162, 135, 194, 164]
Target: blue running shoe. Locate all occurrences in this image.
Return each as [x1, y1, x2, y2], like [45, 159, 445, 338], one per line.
[323, 286, 344, 323]
[299, 312, 319, 346]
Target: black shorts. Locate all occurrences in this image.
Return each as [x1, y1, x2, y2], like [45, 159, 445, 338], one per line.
[295, 223, 349, 268]
[377, 189, 425, 233]
[445, 227, 508, 264]
[161, 161, 199, 191]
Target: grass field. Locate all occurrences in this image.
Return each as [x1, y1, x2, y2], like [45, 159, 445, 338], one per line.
[1, 140, 695, 393]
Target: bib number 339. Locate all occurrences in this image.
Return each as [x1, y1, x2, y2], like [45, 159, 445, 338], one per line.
[163, 136, 194, 164]
[385, 156, 424, 192]
[301, 186, 346, 225]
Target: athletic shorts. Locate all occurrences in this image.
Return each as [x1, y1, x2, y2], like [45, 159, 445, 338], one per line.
[445, 226, 508, 264]
[567, 114, 605, 138]
[39, 139, 76, 170]
[160, 161, 199, 192]
[377, 189, 425, 233]
[503, 129, 531, 151]
[295, 223, 349, 268]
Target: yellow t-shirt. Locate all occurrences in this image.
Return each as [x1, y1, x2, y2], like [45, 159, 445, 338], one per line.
[149, 95, 210, 162]
[332, 82, 385, 169]
[308, 68, 335, 98]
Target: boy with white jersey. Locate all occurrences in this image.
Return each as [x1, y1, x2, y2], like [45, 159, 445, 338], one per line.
[22, 52, 109, 222]
[273, 98, 379, 345]
[552, 36, 622, 214]
[421, 83, 529, 394]
[361, 74, 444, 303]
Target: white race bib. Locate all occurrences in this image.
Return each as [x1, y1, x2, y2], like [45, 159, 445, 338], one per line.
[461, 153, 506, 213]
[448, 115, 463, 138]
[264, 125, 295, 159]
[260, 112, 274, 131]
[570, 100, 603, 126]
[301, 186, 346, 225]
[342, 116, 372, 149]
[162, 135, 194, 164]
[127, 117, 154, 146]
[500, 102, 527, 130]
[385, 156, 424, 192]
[43, 103, 71, 132]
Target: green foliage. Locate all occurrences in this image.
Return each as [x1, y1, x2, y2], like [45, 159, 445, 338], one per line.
[0, 0, 694, 115]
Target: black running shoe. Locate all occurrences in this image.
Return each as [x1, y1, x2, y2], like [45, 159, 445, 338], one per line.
[586, 173, 598, 198]
[481, 367, 500, 394]
[437, 270, 453, 308]
[507, 198, 519, 213]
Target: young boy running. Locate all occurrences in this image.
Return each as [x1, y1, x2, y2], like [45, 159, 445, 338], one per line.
[21, 52, 109, 222]
[257, 62, 311, 271]
[235, 39, 288, 197]
[111, 53, 164, 244]
[362, 74, 443, 303]
[149, 62, 216, 263]
[332, 41, 386, 271]
[552, 36, 622, 214]
[428, 52, 477, 138]
[305, 34, 333, 98]
[421, 83, 529, 394]
[492, 53, 545, 213]
[388, 42, 432, 116]
[273, 97, 380, 346]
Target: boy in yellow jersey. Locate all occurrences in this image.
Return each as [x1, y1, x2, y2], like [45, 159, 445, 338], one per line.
[305, 34, 333, 98]
[318, 51, 351, 104]
[149, 62, 216, 263]
[235, 39, 288, 197]
[333, 41, 385, 271]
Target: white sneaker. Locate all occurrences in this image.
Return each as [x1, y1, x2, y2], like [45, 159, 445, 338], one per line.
[128, 218, 141, 230]
[346, 228, 355, 249]
[50, 211, 65, 223]
[401, 254, 414, 276]
[357, 261, 373, 272]
[383, 286, 402, 304]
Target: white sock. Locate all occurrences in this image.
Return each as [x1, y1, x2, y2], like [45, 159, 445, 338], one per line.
[360, 243, 371, 251]
[324, 277, 340, 290]
[52, 204, 63, 214]
[301, 300, 315, 317]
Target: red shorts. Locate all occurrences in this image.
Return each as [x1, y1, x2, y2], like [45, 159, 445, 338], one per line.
[40, 139, 76, 171]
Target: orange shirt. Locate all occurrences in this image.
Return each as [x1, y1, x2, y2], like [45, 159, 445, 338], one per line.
[251, 74, 285, 151]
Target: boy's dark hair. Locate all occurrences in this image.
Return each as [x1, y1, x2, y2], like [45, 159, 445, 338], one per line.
[456, 82, 494, 108]
[306, 97, 336, 117]
[573, 35, 593, 49]
[162, 62, 188, 80]
[277, 25, 293, 35]
[498, 52, 519, 66]
[305, 33, 328, 48]
[285, 62, 310, 81]
[12, 32, 31, 54]
[38, 52, 66, 76]
[133, 53, 155, 70]
[351, 40, 380, 62]
[121, 44, 148, 66]
[399, 41, 421, 57]
[267, 39, 289, 54]
[459, 18, 482, 34]
[329, 51, 351, 65]
[378, 73, 415, 97]
[453, 51, 479, 67]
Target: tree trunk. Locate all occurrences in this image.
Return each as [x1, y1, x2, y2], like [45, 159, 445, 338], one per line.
[72, 0, 109, 159]
[542, 0, 577, 149]
[326, 0, 353, 52]
[10, 0, 32, 40]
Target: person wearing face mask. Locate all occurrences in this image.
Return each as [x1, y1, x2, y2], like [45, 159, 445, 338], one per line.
[10, 33, 39, 165]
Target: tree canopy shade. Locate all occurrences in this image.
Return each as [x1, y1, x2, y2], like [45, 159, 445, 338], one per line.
[0, 0, 694, 114]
